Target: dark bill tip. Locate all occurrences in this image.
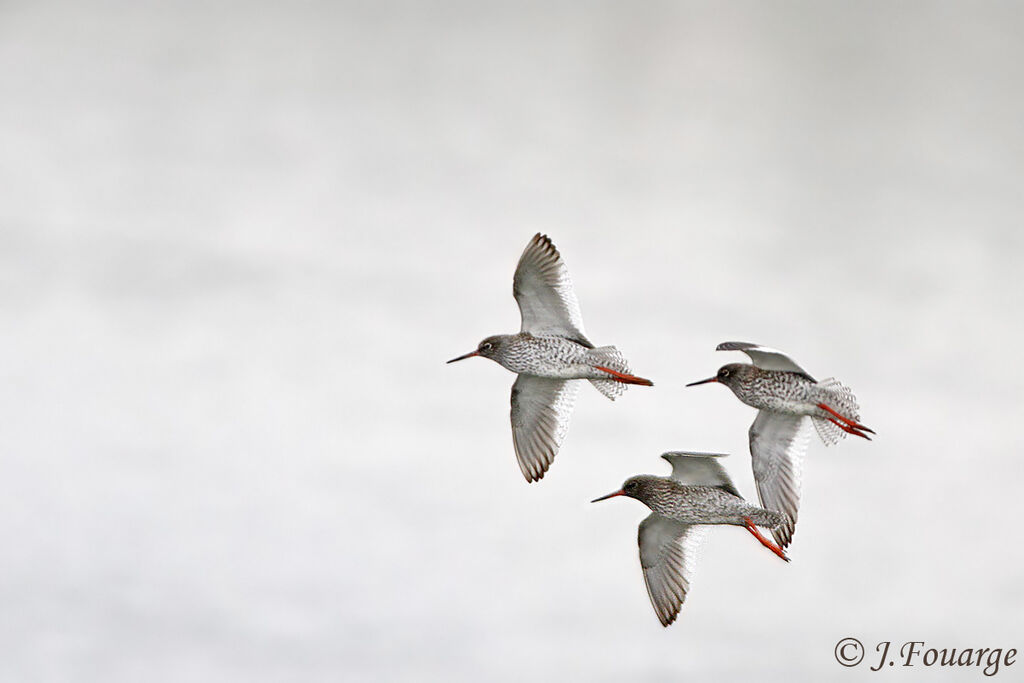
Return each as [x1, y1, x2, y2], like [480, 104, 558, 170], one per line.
[591, 490, 625, 503]
[685, 377, 718, 387]
[446, 351, 480, 364]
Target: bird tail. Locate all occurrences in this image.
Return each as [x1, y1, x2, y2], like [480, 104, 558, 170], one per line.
[587, 346, 653, 400]
[764, 509, 791, 532]
[747, 504, 794, 547]
[811, 417, 844, 445]
[812, 378, 872, 444]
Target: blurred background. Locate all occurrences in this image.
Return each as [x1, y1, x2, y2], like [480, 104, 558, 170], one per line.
[2, 1, 1022, 680]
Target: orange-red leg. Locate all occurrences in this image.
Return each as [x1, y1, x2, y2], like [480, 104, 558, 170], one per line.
[817, 403, 875, 435]
[743, 517, 790, 562]
[593, 366, 654, 386]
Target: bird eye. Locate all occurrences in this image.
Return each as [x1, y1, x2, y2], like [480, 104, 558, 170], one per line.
[625, 481, 636, 490]
[480, 342, 492, 351]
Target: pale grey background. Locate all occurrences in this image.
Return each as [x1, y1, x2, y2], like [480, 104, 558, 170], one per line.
[1, 1, 1022, 681]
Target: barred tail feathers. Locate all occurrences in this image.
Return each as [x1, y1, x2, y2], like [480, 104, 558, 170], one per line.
[588, 346, 628, 400]
[587, 346, 653, 399]
[812, 378, 861, 445]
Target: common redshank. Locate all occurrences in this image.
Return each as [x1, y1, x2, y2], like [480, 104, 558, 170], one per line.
[592, 452, 789, 627]
[447, 233, 652, 482]
[686, 341, 873, 548]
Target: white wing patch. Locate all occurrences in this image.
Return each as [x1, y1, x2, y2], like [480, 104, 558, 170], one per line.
[513, 234, 589, 343]
[509, 375, 580, 482]
[638, 515, 706, 627]
[748, 411, 811, 548]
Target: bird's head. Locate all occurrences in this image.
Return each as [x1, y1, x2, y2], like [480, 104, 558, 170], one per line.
[591, 475, 665, 506]
[446, 335, 508, 364]
[686, 363, 752, 389]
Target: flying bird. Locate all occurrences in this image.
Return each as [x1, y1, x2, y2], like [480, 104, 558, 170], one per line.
[592, 452, 789, 627]
[687, 342, 873, 548]
[447, 233, 653, 482]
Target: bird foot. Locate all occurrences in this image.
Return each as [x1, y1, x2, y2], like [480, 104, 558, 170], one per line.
[743, 518, 790, 563]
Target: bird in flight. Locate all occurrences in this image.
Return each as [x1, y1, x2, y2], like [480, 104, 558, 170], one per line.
[448, 233, 653, 482]
[687, 342, 873, 548]
[592, 452, 789, 626]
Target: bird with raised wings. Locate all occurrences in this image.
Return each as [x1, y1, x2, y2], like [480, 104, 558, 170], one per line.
[592, 452, 789, 626]
[447, 233, 653, 482]
[686, 342, 873, 548]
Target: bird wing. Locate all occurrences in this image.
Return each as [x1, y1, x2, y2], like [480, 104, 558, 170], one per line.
[638, 515, 706, 627]
[509, 375, 579, 482]
[660, 452, 741, 498]
[513, 233, 590, 345]
[717, 341, 813, 379]
[748, 410, 811, 548]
